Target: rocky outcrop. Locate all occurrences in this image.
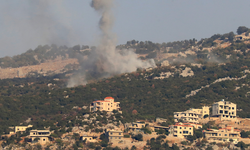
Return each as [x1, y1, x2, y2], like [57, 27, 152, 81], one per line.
[0, 58, 78, 79]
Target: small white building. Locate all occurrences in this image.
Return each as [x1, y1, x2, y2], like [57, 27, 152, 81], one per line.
[81, 135, 98, 143]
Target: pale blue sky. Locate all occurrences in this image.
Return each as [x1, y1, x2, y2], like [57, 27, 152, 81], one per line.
[0, 0, 250, 57]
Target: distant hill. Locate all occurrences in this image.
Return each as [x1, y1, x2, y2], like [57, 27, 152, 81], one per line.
[0, 26, 250, 80]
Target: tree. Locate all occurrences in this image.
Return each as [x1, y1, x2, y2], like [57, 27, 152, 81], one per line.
[240, 131, 249, 138]
[133, 134, 143, 141]
[237, 26, 249, 35]
[236, 141, 247, 150]
[186, 135, 196, 142]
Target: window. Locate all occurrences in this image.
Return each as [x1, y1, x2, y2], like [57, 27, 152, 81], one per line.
[110, 137, 112, 139]
[180, 132, 182, 134]
[110, 132, 113, 135]
[119, 137, 121, 139]
[232, 107, 234, 110]
[43, 139, 45, 141]
[119, 133, 121, 135]
[220, 110, 223, 113]
[225, 134, 227, 136]
[179, 127, 182, 129]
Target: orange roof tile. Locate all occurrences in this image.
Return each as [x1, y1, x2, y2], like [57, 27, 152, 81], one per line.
[93, 100, 110, 103]
[105, 97, 114, 99]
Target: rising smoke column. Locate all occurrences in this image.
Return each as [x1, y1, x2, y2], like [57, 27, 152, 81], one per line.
[67, 0, 155, 87]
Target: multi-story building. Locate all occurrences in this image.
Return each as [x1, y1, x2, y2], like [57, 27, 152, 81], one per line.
[106, 129, 124, 143]
[90, 97, 121, 112]
[30, 130, 50, 145]
[169, 123, 193, 138]
[125, 121, 146, 132]
[174, 106, 210, 123]
[203, 126, 240, 143]
[212, 99, 237, 120]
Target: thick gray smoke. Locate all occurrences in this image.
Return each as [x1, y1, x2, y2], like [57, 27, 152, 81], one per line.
[0, 0, 77, 57]
[67, 0, 156, 87]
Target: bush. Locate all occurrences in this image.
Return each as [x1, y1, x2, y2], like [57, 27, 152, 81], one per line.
[124, 134, 130, 138]
[133, 134, 143, 141]
[181, 141, 187, 145]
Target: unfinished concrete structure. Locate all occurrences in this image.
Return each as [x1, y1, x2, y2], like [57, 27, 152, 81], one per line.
[30, 130, 50, 145]
[212, 99, 237, 120]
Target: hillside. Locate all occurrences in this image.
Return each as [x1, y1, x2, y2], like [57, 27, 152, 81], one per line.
[1, 26, 250, 81]
[0, 26, 250, 134]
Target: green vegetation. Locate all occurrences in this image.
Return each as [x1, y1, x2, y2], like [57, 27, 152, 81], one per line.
[0, 26, 250, 146]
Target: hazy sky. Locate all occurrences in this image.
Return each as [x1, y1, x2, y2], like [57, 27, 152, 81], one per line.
[0, 0, 250, 57]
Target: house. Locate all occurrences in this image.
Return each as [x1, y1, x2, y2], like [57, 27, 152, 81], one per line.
[81, 135, 98, 143]
[155, 117, 168, 123]
[212, 99, 237, 120]
[169, 122, 193, 138]
[182, 123, 202, 129]
[203, 126, 240, 143]
[15, 125, 33, 133]
[90, 97, 121, 112]
[174, 106, 210, 124]
[106, 129, 124, 143]
[125, 121, 146, 132]
[30, 130, 50, 145]
[235, 34, 250, 41]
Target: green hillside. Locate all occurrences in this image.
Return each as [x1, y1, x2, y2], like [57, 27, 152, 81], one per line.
[0, 26, 250, 135]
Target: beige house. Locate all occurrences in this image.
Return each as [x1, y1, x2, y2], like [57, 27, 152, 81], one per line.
[106, 129, 124, 143]
[174, 106, 209, 124]
[169, 122, 193, 138]
[30, 130, 50, 145]
[212, 99, 237, 120]
[81, 135, 98, 143]
[203, 126, 240, 143]
[125, 122, 146, 132]
[15, 125, 33, 133]
[235, 34, 250, 41]
[90, 97, 121, 112]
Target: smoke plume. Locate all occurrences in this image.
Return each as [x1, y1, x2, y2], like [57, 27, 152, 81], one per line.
[67, 0, 155, 87]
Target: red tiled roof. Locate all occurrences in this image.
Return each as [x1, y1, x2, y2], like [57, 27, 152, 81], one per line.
[93, 100, 110, 103]
[105, 97, 114, 99]
[174, 124, 193, 127]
